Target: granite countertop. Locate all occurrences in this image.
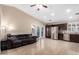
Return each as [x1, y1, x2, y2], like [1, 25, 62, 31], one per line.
[59, 30, 79, 34]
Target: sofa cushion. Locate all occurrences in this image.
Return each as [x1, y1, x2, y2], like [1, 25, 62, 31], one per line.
[13, 40, 22, 44]
[10, 37, 17, 40]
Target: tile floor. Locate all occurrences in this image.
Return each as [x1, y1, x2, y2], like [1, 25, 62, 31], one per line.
[1, 38, 79, 55]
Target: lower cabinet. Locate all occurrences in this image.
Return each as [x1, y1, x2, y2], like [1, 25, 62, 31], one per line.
[70, 34, 79, 43]
[58, 33, 63, 40]
[64, 33, 70, 41]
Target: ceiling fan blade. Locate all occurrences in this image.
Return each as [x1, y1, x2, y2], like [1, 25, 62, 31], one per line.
[42, 5, 48, 8]
[30, 4, 36, 7]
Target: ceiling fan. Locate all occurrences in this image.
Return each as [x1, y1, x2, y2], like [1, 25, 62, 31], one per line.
[30, 4, 48, 11]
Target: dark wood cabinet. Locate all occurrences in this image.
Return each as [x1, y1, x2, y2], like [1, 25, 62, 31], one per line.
[58, 33, 63, 40]
[45, 23, 67, 39]
[45, 26, 51, 38]
[58, 24, 67, 30]
[70, 34, 79, 43]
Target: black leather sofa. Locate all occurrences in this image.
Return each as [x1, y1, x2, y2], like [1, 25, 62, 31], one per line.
[1, 34, 37, 51]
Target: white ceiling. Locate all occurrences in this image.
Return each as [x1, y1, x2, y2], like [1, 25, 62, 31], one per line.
[8, 4, 79, 24]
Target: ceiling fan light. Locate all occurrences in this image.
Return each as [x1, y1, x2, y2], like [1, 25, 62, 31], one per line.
[48, 19, 52, 21]
[30, 4, 48, 11]
[37, 8, 40, 11]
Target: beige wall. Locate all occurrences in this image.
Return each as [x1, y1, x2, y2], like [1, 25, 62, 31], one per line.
[0, 6, 1, 40]
[0, 5, 45, 39]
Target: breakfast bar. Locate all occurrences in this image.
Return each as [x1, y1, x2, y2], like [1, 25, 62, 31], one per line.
[63, 32, 79, 43]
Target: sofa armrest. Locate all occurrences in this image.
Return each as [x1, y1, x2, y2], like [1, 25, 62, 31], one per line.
[32, 36, 38, 39]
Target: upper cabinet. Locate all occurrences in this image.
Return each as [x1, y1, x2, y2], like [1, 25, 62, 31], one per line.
[58, 23, 67, 30]
[67, 22, 79, 32]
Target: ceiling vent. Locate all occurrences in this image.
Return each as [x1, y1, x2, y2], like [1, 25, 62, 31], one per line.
[75, 12, 79, 15]
[48, 19, 52, 21]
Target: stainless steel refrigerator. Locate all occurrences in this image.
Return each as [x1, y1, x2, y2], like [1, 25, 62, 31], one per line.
[51, 27, 58, 39]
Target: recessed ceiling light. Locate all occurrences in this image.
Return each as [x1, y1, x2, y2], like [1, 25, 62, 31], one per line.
[51, 13, 55, 16]
[43, 16, 46, 18]
[69, 16, 73, 19]
[66, 9, 71, 13]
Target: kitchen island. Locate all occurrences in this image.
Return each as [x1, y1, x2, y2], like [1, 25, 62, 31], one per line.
[70, 34, 79, 43]
[63, 31, 79, 43]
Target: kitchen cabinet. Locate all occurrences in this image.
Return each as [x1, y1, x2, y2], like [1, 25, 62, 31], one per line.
[45, 26, 51, 38]
[58, 33, 63, 40]
[70, 34, 79, 43]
